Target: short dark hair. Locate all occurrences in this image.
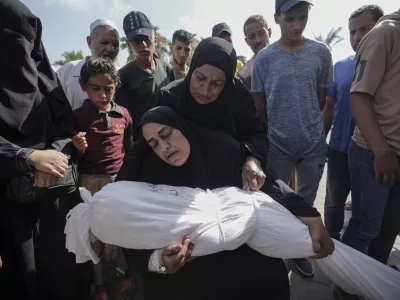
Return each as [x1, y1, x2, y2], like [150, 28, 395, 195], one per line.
[79, 57, 120, 87]
[349, 5, 384, 23]
[243, 15, 268, 35]
[172, 29, 194, 45]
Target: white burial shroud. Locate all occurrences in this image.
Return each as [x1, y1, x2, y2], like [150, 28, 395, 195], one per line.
[65, 181, 400, 300]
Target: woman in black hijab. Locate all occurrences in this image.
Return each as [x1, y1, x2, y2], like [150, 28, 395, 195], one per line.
[122, 106, 332, 300]
[0, 1, 80, 299]
[157, 37, 268, 191]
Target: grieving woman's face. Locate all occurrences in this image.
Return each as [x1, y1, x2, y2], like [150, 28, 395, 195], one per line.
[190, 64, 226, 104]
[142, 123, 191, 167]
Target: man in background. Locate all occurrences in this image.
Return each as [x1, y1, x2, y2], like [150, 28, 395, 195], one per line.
[238, 14, 271, 89]
[115, 11, 175, 140]
[170, 29, 193, 79]
[334, 8, 400, 300]
[342, 6, 400, 268]
[57, 18, 120, 110]
[323, 5, 384, 242]
[252, 0, 333, 278]
[212, 22, 244, 75]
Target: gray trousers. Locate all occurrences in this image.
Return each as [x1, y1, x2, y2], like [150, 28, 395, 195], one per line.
[267, 155, 326, 206]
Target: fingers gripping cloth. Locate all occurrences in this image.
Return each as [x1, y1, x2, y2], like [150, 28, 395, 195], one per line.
[65, 182, 400, 300]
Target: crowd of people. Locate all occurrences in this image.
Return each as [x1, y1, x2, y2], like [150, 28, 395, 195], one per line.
[0, 0, 399, 299]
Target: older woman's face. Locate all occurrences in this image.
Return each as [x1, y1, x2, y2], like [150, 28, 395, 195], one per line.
[190, 64, 226, 104]
[142, 123, 191, 166]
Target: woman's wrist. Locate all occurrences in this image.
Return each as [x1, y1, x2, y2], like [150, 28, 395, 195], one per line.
[148, 249, 163, 272]
[16, 148, 36, 172]
[245, 156, 260, 166]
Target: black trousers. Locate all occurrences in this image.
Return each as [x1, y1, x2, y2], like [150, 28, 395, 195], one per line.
[8, 193, 78, 300]
[143, 245, 290, 300]
[324, 148, 351, 240]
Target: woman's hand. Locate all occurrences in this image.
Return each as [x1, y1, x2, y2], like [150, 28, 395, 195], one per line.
[298, 216, 335, 259]
[161, 235, 194, 274]
[242, 156, 266, 191]
[33, 170, 58, 188]
[27, 150, 69, 178]
[72, 132, 88, 152]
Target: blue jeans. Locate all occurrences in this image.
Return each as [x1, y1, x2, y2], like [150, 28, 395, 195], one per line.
[342, 141, 400, 253]
[324, 148, 351, 240]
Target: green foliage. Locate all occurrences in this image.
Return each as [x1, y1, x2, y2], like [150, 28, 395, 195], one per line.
[54, 50, 84, 66]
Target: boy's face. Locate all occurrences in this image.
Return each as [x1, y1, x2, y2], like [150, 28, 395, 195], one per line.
[170, 40, 192, 66]
[80, 74, 116, 110]
[128, 32, 156, 60]
[275, 4, 310, 42]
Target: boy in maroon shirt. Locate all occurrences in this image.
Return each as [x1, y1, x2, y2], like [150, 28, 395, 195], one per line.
[72, 58, 133, 193]
[72, 58, 134, 300]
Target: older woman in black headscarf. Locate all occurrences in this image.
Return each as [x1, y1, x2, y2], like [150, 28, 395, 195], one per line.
[120, 106, 333, 300]
[0, 1, 79, 299]
[157, 37, 268, 191]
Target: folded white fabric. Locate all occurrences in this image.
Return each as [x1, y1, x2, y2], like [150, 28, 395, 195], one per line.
[65, 181, 400, 300]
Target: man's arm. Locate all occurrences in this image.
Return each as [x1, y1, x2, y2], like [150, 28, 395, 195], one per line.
[322, 96, 335, 136]
[350, 92, 400, 183]
[123, 111, 134, 152]
[250, 56, 267, 125]
[350, 92, 389, 154]
[317, 88, 327, 112]
[251, 92, 267, 125]
[351, 29, 400, 182]
[318, 47, 334, 114]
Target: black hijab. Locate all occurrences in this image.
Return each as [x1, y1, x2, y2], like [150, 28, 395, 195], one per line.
[158, 38, 238, 134]
[0, 0, 74, 149]
[158, 37, 268, 164]
[118, 106, 243, 190]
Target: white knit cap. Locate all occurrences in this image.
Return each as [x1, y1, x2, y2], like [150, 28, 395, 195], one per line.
[89, 18, 119, 35]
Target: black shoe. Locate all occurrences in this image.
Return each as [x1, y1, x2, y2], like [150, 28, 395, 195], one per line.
[295, 258, 314, 278]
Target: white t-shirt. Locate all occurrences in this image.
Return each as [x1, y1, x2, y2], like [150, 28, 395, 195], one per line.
[57, 58, 88, 110]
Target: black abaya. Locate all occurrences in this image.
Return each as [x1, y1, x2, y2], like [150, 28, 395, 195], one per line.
[121, 107, 296, 300]
[0, 1, 79, 299]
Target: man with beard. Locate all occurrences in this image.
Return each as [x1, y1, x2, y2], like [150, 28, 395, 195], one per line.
[170, 29, 193, 80]
[57, 19, 120, 110]
[237, 15, 271, 89]
[323, 5, 384, 242]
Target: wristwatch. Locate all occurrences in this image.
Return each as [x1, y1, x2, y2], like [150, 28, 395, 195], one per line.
[157, 266, 167, 275]
[149, 249, 167, 274]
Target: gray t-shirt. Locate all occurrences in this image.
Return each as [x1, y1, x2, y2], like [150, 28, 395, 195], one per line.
[252, 40, 333, 158]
